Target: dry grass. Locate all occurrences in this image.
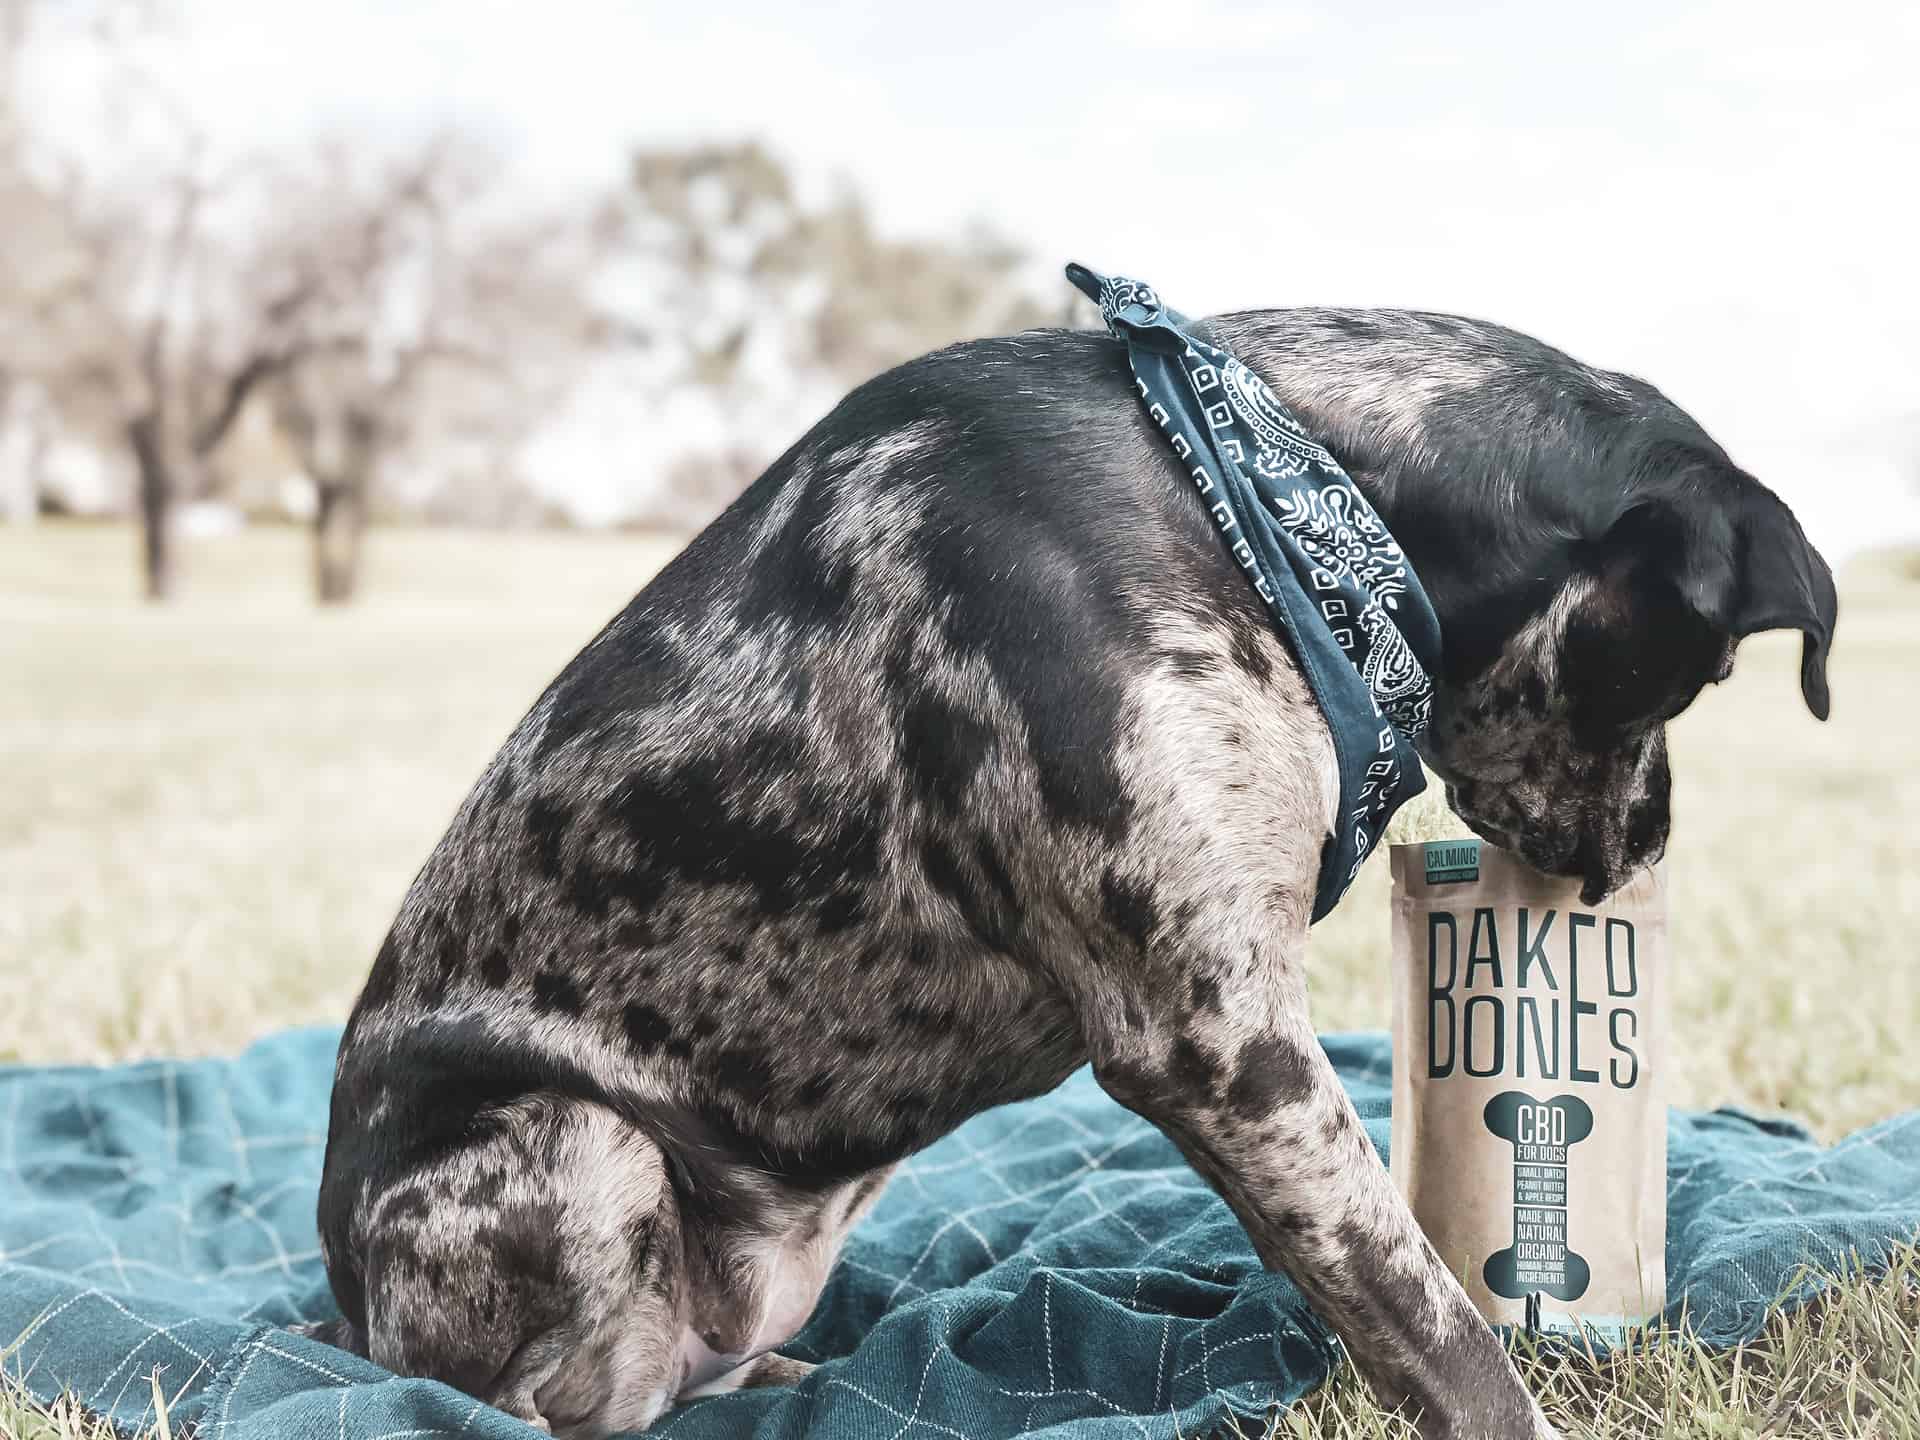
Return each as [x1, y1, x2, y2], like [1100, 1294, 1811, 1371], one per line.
[0, 522, 678, 1062]
[2, 520, 1917, 1439]
[0, 1366, 178, 1440]
[1267, 1245, 1920, 1439]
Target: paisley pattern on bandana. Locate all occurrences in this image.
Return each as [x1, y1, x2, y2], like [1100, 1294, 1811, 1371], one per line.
[1067, 262, 1443, 921]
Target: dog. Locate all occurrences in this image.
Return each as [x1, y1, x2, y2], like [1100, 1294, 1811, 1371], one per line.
[307, 305, 1835, 1439]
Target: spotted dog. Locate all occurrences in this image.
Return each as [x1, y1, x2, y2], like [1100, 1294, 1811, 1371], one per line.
[307, 309, 1835, 1439]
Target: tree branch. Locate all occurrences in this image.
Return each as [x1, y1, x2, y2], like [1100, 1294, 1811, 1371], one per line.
[190, 345, 286, 456]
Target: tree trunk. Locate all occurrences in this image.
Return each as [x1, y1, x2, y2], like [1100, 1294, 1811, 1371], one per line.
[312, 475, 368, 605]
[128, 413, 177, 602]
[0, 376, 39, 525]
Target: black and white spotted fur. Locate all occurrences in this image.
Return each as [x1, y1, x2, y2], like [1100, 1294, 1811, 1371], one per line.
[307, 308, 1836, 1439]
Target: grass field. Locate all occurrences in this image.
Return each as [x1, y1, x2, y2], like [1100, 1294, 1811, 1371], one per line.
[2, 520, 1917, 1439]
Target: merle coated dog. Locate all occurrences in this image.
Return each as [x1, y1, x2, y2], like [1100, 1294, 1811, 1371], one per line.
[308, 306, 1835, 1439]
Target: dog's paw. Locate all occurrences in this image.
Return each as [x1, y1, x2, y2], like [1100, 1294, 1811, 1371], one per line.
[735, 1352, 815, 1390]
[286, 1316, 357, 1352]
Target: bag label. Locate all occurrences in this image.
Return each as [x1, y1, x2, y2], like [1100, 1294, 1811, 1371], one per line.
[1422, 906, 1643, 1090]
[1423, 838, 1481, 885]
[1483, 1091, 1593, 1301]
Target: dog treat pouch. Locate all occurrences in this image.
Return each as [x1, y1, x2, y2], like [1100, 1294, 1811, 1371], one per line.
[1389, 839, 1668, 1343]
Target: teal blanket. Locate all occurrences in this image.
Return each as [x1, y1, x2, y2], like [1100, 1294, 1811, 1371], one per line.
[2, 1029, 1915, 1438]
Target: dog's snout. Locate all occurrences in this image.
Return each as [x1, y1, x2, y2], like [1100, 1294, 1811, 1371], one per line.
[1576, 830, 1616, 906]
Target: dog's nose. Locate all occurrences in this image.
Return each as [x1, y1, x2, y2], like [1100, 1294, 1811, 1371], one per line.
[1576, 831, 1617, 906]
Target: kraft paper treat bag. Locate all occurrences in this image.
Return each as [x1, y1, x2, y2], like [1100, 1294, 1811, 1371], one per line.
[1390, 838, 1667, 1343]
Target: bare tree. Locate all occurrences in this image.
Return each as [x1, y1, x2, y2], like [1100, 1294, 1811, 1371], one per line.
[1, 1, 607, 600]
[267, 139, 608, 602]
[55, 157, 317, 597]
[0, 0, 48, 522]
[0, 2, 319, 597]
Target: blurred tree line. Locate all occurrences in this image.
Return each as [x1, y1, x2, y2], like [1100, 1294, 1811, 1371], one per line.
[0, 0, 1080, 602]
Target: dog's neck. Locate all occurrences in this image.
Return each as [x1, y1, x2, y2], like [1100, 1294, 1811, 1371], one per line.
[1200, 308, 1606, 681]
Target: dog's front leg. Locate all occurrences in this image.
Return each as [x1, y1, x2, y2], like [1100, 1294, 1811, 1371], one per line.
[1091, 959, 1556, 1440]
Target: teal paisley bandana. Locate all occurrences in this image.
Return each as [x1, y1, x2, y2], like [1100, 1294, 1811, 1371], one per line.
[1068, 263, 1442, 920]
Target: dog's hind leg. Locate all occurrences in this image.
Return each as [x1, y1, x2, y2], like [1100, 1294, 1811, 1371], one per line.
[1086, 942, 1556, 1440]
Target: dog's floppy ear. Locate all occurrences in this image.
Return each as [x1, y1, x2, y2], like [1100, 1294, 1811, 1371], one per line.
[1725, 485, 1837, 719]
[1606, 458, 1837, 720]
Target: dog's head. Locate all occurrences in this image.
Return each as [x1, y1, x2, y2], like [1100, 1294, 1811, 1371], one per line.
[1211, 309, 1838, 902]
[1418, 466, 1835, 901]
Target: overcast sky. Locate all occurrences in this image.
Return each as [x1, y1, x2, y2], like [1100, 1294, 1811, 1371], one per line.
[28, 0, 1920, 555]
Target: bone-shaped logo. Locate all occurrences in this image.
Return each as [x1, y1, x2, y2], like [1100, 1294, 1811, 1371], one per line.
[1482, 1091, 1593, 1304]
